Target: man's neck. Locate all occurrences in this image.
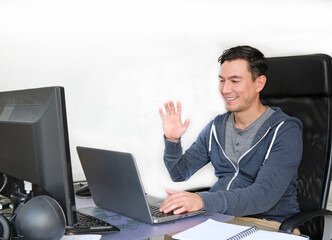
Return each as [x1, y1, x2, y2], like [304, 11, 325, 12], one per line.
[233, 104, 267, 130]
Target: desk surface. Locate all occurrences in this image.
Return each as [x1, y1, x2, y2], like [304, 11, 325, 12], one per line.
[75, 197, 234, 240]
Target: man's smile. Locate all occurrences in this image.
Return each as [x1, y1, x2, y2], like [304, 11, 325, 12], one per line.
[224, 96, 238, 101]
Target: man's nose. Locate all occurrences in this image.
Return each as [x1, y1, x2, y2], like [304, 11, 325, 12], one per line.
[220, 81, 231, 94]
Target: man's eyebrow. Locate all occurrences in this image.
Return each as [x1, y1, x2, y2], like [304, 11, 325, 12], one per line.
[218, 75, 242, 79]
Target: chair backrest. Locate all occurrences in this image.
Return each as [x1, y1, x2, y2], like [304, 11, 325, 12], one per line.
[261, 54, 332, 212]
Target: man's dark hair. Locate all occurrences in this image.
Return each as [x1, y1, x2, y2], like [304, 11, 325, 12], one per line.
[218, 45, 268, 79]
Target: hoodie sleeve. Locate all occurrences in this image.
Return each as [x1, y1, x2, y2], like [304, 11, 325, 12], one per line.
[163, 120, 213, 182]
[198, 120, 303, 218]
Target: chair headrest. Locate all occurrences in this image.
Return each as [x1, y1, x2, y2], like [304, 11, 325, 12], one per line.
[262, 54, 332, 97]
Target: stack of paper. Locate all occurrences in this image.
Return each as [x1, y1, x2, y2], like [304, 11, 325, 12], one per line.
[173, 219, 308, 240]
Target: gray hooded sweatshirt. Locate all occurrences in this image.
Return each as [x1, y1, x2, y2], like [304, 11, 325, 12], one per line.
[163, 107, 303, 222]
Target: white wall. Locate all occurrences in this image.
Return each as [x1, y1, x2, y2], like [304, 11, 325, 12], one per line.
[0, 0, 332, 198]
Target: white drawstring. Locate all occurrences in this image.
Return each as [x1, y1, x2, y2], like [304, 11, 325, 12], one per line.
[208, 124, 214, 157]
[263, 121, 285, 165]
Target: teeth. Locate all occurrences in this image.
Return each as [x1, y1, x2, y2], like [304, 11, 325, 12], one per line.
[225, 97, 237, 100]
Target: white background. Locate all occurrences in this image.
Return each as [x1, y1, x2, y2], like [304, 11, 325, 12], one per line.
[0, 0, 332, 199]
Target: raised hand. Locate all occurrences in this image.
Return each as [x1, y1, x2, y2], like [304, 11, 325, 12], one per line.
[159, 101, 190, 142]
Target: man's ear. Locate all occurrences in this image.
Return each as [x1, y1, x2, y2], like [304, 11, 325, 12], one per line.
[255, 75, 267, 93]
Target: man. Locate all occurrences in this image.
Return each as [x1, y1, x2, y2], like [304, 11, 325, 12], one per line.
[158, 46, 303, 227]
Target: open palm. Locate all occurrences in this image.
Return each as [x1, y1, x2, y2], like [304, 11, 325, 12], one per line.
[159, 101, 190, 142]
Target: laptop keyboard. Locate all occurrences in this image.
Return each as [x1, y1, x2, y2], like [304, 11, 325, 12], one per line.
[149, 205, 174, 218]
[65, 211, 120, 234]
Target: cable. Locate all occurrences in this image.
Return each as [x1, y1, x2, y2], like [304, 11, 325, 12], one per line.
[0, 174, 7, 193]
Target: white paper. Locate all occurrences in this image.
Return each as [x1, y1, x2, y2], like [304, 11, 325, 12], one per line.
[173, 219, 249, 240]
[61, 234, 101, 240]
[173, 219, 307, 240]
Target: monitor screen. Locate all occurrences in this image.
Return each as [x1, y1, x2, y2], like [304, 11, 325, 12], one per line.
[0, 86, 76, 226]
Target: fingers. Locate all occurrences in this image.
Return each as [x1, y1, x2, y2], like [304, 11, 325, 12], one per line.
[159, 101, 189, 141]
[169, 101, 176, 115]
[176, 101, 182, 116]
[165, 188, 177, 195]
[183, 119, 190, 129]
[160, 189, 184, 214]
[173, 207, 186, 215]
[160, 101, 180, 116]
[164, 102, 171, 116]
[160, 193, 188, 214]
[158, 108, 165, 119]
[159, 190, 203, 215]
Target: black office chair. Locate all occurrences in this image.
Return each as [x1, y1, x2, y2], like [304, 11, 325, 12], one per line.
[261, 54, 332, 240]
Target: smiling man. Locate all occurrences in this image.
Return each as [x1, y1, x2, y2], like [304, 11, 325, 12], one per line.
[158, 46, 303, 229]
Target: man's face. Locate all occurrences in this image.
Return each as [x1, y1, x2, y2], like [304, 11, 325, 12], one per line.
[219, 59, 262, 113]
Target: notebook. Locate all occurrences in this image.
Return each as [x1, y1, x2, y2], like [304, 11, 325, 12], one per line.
[173, 219, 309, 240]
[76, 146, 204, 224]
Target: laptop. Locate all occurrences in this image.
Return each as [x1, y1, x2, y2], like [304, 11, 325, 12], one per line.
[76, 146, 204, 224]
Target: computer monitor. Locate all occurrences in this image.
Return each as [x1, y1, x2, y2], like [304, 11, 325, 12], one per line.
[0, 86, 76, 226]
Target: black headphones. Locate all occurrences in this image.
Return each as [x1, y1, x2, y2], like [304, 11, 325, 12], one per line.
[0, 195, 66, 240]
[0, 214, 10, 240]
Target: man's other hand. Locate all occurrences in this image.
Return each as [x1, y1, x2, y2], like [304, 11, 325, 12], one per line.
[159, 189, 203, 215]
